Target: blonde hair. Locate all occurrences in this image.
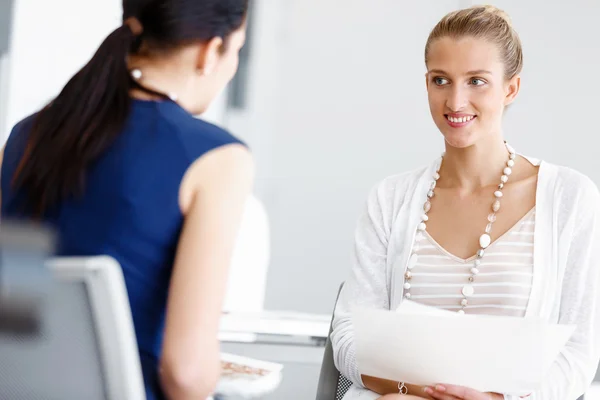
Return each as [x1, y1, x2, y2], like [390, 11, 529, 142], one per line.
[425, 5, 523, 79]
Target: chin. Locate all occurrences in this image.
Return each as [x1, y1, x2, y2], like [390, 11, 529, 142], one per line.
[440, 129, 478, 149]
[445, 136, 475, 148]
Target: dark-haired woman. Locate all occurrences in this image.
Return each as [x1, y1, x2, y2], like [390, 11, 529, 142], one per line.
[1, 1, 251, 399]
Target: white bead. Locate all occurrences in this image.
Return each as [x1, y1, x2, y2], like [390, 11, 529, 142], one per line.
[430, 181, 437, 190]
[457, 309, 465, 315]
[474, 259, 481, 266]
[479, 233, 491, 249]
[488, 213, 497, 223]
[501, 175, 509, 183]
[405, 271, 412, 280]
[404, 282, 411, 290]
[404, 292, 411, 299]
[493, 200, 501, 212]
[509, 153, 516, 160]
[462, 285, 475, 297]
[485, 223, 493, 234]
[424, 201, 431, 213]
[407, 253, 418, 270]
[434, 172, 440, 180]
[507, 160, 515, 167]
[461, 299, 469, 306]
[503, 167, 512, 176]
[131, 68, 142, 80]
[471, 267, 480, 275]
[427, 190, 434, 198]
[477, 249, 485, 258]
[418, 222, 427, 231]
[494, 191, 503, 198]
[422, 214, 429, 222]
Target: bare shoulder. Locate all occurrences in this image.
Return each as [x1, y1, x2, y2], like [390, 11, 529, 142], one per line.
[192, 143, 253, 176]
[179, 144, 255, 213]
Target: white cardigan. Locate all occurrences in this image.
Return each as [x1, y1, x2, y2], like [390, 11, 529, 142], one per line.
[331, 156, 600, 400]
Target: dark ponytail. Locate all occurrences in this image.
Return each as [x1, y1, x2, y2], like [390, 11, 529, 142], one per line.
[12, 0, 249, 217]
[11, 24, 138, 217]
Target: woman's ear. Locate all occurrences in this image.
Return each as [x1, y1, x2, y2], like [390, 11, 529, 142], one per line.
[196, 36, 224, 76]
[504, 74, 521, 107]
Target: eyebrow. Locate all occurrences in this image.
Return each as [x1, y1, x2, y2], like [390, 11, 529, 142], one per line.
[428, 69, 493, 76]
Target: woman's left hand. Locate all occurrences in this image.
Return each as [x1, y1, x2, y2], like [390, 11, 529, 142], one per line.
[423, 384, 504, 400]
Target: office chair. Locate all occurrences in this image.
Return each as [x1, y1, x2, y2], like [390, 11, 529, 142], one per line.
[316, 283, 353, 400]
[0, 256, 145, 400]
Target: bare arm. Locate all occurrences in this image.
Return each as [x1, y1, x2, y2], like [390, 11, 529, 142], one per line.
[159, 144, 255, 400]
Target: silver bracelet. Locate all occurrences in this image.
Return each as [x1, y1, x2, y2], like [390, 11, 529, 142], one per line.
[398, 382, 408, 395]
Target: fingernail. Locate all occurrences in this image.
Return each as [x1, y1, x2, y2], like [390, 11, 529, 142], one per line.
[435, 385, 446, 392]
[424, 387, 433, 394]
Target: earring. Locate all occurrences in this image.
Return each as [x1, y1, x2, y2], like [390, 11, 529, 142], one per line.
[131, 68, 143, 80]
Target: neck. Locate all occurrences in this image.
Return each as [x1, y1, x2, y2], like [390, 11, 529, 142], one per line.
[128, 56, 207, 114]
[438, 135, 510, 191]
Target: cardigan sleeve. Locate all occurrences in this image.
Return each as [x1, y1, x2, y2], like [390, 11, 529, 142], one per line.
[505, 177, 600, 400]
[330, 181, 394, 390]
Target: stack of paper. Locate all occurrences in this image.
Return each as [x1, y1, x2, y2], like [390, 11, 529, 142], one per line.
[353, 301, 575, 396]
[215, 353, 283, 399]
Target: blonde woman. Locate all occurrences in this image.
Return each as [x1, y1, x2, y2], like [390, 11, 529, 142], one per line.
[332, 5, 600, 400]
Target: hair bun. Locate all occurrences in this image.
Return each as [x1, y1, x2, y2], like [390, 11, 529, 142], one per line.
[480, 5, 513, 28]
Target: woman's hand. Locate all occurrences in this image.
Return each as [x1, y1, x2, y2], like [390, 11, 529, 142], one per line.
[423, 384, 504, 400]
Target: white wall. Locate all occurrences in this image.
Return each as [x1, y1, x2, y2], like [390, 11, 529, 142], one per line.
[484, 0, 600, 178]
[2, 0, 122, 141]
[244, 0, 600, 314]
[247, 0, 460, 314]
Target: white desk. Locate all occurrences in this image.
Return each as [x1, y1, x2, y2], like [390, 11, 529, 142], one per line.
[219, 310, 331, 345]
[218, 311, 331, 399]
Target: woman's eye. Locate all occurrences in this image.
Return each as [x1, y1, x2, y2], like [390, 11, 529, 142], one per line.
[471, 78, 486, 86]
[434, 77, 449, 85]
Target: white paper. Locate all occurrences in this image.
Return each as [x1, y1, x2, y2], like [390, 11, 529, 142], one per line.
[354, 302, 575, 396]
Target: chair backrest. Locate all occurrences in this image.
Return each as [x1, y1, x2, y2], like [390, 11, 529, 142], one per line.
[0, 256, 145, 400]
[316, 283, 353, 400]
[223, 195, 270, 314]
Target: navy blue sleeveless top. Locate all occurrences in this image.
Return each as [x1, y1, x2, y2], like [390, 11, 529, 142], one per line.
[1, 99, 244, 399]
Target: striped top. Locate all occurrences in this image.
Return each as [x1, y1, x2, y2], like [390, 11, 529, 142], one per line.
[407, 207, 535, 317]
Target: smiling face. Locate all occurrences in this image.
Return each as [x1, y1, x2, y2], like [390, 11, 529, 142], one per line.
[425, 36, 520, 149]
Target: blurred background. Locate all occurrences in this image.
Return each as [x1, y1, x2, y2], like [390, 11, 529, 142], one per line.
[1, 0, 599, 398]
